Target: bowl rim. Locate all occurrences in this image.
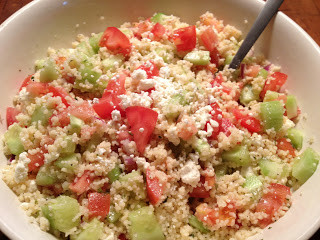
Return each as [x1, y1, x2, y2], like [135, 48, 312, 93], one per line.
[0, 0, 320, 239]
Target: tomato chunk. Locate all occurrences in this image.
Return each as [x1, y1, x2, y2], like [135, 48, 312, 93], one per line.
[151, 23, 166, 41]
[171, 26, 196, 52]
[69, 101, 96, 123]
[28, 138, 54, 173]
[19, 75, 33, 91]
[126, 106, 158, 154]
[232, 109, 261, 133]
[26, 82, 49, 96]
[220, 118, 234, 137]
[260, 72, 288, 99]
[102, 73, 127, 97]
[256, 183, 291, 228]
[88, 192, 111, 220]
[137, 61, 159, 79]
[69, 170, 92, 195]
[146, 169, 165, 205]
[99, 27, 131, 56]
[6, 107, 20, 128]
[47, 86, 70, 107]
[205, 102, 222, 140]
[277, 138, 296, 157]
[177, 116, 197, 141]
[49, 109, 70, 127]
[190, 176, 210, 198]
[201, 27, 218, 52]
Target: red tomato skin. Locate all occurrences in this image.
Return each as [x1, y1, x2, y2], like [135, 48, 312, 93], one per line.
[69, 171, 92, 195]
[205, 102, 222, 140]
[201, 27, 218, 52]
[210, 48, 220, 66]
[232, 109, 261, 133]
[102, 73, 127, 97]
[19, 75, 33, 91]
[6, 107, 20, 128]
[171, 26, 196, 52]
[190, 176, 210, 198]
[28, 150, 45, 173]
[137, 61, 159, 79]
[93, 95, 118, 119]
[69, 101, 96, 123]
[220, 118, 234, 137]
[146, 169, 164, 205]
[26, 82, 49, 96]
[88, 192, 111, 220]
[99, 27, 131, 56]
[260, 72, 288, 99]
[47, 86, 70, 107]
[151, 23, 166, 41]
[49, 109, 70, 127]
[126, 106, 158, 154]
[277, 138, 296, 157]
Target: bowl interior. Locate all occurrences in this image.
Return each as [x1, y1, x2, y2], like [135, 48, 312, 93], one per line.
[0, 0, 320, 239]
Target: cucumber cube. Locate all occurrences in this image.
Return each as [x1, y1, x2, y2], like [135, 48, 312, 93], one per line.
[259, 159, 284, 179]
[285, 95, 298, 119]
[222, 145, 251, 166]
[54, 153, 79, 171]
[102, 55, 124, 72]
[243, 175, 262, 192]
[39, 59, 59, 83]
[260, 101, 284, 131]
[224, 55, 233, 66]
[119, 171, 146, 198]
[35, 59, 46, 71]
[119, 170, 141, 182]
[263, 91, 279, 102]
[151, 13, 166, 24]
[80, 67, 102, 85]
[184, 50, 210, 66]
[69, 115, 84, 134]
[286, 128, 303, 150]
[240, 84, 260, 106]
[77, 41, 95, 57]
[108, 165, 122, 183]
[107, 207, 121, 223]
[31, 106, 53, 126]
[194, 138, 211, 161]
[292, 148, 320, 184]
[42, 195, 80, 233]
[36, 166, 57, 186]
[60, 135, 76, 154]
[188, 215, 209, 233]
[165, 93, 187, 120]
[4, 123, 25, 155]
[258, 69, 268, 79]
[71, 218, 103, 240]
[89, 32, 103, 54]
[214, 165, 227, 178]
[128, 206, 165, 240]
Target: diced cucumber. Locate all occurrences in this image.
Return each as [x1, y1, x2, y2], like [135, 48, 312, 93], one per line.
[107, 207, 121, 223]
[286, 128, 303, 150]
[263, 91, 279, 102]
[119, 170, 141, 182]
[214, 165, 227, 178]
[108, 165, 122, 183]
[39, 59, 59, 83]
[60, 135, 76, 154]
[30, 106, 53, 126]
[193, 138, 211, 161]
[243, 175, 262, 192]
[224, 55, 233, 66]
[79, 66, 102, 85]
[69, 115, 84, 134]
[292, 148, 320, 184]
[165, 93, 187, 120]
[258, 69, 268, 79]
[222, 145, 251, 166]
[285, 95, 298, 119]
[35, 59, 46, 71]
[102, 55, 124, 72]
[36, 166, 57, 186]
[184, 50, 210, 66]
[154, 48, 170, 63]
[54, 153, 79, 171]
[259, 159, 285, 179]
[189, 215, 209, 233]
[71, 218, 103, 240]
[119, 171, 146, 198]
[240, 84, 260, 106]
[42, 195, 80, 233]
[260, 101, 284, 132]
[4, 123, 25, 155]
[77, 41, 95, 57]
[89, 32, 103, 54]
[151, 13, 167, 24]
[128, 206, 165, 240]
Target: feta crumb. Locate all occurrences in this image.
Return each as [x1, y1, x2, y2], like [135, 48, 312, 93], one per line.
[139, 128, 144, 133]
[180, 161, 200, 187]
[111, 110, 121, 122]
[132, 69, 147, 84]
[139, 78, 156, 91]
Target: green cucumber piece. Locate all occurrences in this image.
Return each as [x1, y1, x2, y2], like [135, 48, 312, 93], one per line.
[119, 171, 141, 182]
[184, 50, 210, 66]
[193, 138, 211, 161]
[260, 101, 284, 132]
[69, 115, 84, 133]
[60, 135, 76, 154]
[54, 153, 79, 171]
[4, 123, 25, 155]
[165, 93, 187, 119]
[224, 55, 233, 66]
[77, 41, 95, 57]
[31, 106, 53, 126]
[259, 159, 284, 179]
[263, 91, 279, 102]
[222, 145, 251, 166]
[286, 128, 303, 150]
[35, 59, 46, 71]
[189, 215, 209, 233]
[128, 206, 165, 240]
[107, 207, 121, 223]
[151, 13, 167, 24]
[258, 69, 268, 79]
[243, 175, 262, 192]
[36, 166, 57, 186]
[89, 32, 103, 54]
[42, 195, 80, 233]
[285, 95, 298, 119]
[108, 165, 122, 183]
[79, 67, 102, 85]
[102, 55, 124, 72]
[39, 59, 59, 83]
[71, 218, 103, 240]
[119, 171, 146, 198]
[292, 148, 320, 184]
[155, 48, 170, 63]
[214, 165, 227, 178]
[240, 84, 260, 106]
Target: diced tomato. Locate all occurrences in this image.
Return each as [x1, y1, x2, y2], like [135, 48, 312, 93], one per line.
[126, 106, 158, 154]
[93, 94, 121, 120]
[55, 56, 67, 69]
[62, 73, 76, 84]
[6, 107, 20, 128]
[245, 65, 260, 78]
[26, 82, 49, 96]
[201, 27, 218, 52]
[134, 20, 150, 39]
[146, 169, 165, 205]
[256, 183, 291, 228]
[137, 61, 159, 79]
[277, 138, 296, 157]
[200, 15, 223, 32]
[69, 101, 96, 123]
[220, 118, 234, 137]
[69, 170, 92, 195]
[47, 86, 70, 107]
[232, 109, 261, 133]
[99, 27, 132, 56]
[210, 48, 220, 66]
[205, 102, 223, 140]
[211, 73, 232, 94]
[118, 130, 133, 142]
[260, 72, 288, 99]
[49, 109, 70, 127]
[171, 26, 196, 52]
[88, 192, 111, 220]
[28, 150, 46, 173]
[190, 176, 210, 198]
[118, 234, 128, 240]
[205, 174, 215, 188]
[102, 73, 127, 97]
[151, 23, 166, 41]
[19, 75, 33, 91]
[177, 116, 197, 141]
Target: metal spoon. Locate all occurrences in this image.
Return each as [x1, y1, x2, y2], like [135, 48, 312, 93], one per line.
[229, 0, 284, 69]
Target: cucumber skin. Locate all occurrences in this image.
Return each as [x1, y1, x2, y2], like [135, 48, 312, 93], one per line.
[260, 101, 284, 132]
[286, 128, 303, 150]
[222, 145, 251, 166]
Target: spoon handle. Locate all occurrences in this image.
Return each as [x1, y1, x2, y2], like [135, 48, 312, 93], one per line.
[229, 0, 284, 69]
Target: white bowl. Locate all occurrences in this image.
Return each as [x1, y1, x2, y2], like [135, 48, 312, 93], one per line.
[0, 0, 320, 239]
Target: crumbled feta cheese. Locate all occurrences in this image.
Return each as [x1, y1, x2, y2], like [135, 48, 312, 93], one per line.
[139, 128, 144, 133]
[180, 161, 200, 187]
[14, 152, 30, 183]
[139, 78, 156, 91]
[192, 105, 213, 129]
[18, 87, 29, 102]
[111, 110, 121, 122]
[131, 69, 147, 84]
[135, 157, 150, 170]
[119, 92, 153, 109]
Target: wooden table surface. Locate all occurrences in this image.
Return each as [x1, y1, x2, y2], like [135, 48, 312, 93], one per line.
[0, 0, 320, 239]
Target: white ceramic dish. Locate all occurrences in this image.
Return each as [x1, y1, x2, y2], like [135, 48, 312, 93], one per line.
[0, 0, 320, 239]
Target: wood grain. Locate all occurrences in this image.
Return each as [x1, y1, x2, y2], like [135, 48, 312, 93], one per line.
[0, 0, 319, 239]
